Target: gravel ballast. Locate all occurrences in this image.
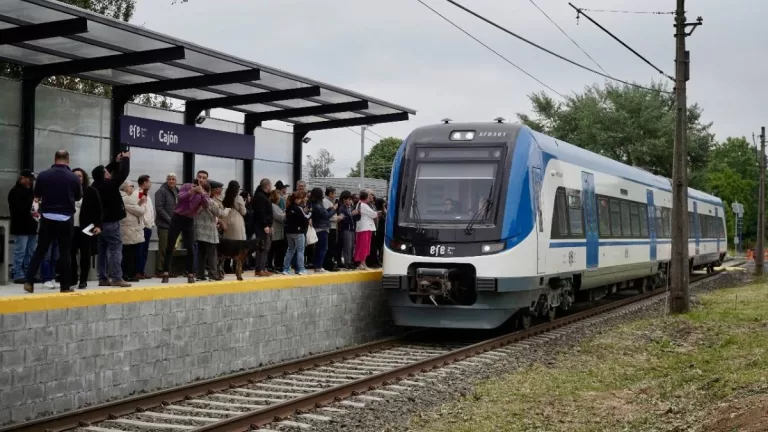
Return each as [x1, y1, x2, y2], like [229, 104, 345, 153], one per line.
[293, 267, 751, 432]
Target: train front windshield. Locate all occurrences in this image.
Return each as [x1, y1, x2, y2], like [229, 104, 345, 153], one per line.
[409, 162, 497, 223]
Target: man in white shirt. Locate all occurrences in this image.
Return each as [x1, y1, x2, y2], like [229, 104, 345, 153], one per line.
[136, 174, 155, 279]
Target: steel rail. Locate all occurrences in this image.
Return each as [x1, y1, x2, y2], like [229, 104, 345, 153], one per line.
[193, 269, 731, 431]
[0, 334, 419, 432]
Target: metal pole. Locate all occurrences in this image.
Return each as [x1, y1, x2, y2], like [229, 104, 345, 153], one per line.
[668, 0, 690, 314]
[757, 127, 766, 275]
[360, 125, 367, 190]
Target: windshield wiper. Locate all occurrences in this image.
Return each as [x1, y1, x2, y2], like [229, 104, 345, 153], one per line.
[411, 184, 425, 233]
[464, 186, 494, 236]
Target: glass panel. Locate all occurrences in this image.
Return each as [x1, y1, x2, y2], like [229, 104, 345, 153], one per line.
[82, 22, 172, 52]
[36, 85, 109, 137]
[556, 191, 568, 236]
[130, 64, 201, 79]
[326, 112, 364, 120]
[610, 200, 621, 236]
[290, 116, 329, 123]
[655, 208, 663, 237]
[27, 37, 118, 58]
[597, 197, 611, 236]
[0, 1, 72, 23]
[253, 161, 292, 192]
[258, 72, 305, 90]
[411, 163, 497, 223]
[361, 104, 401, 116]
[33, 130, 104, 174]
[130, 147, 184, 242]
[198, 118, 240, 134]
[0, 124, 21, 171]
[177, 51, 247, 74]
[315, 90, 358, 104]
[0, 21, 14, 30]
[0, 44, 67, 64]
[268, 98, 320, 109]
[82, 69, 155, 85]
[208, 83, 265, 95]
[167, 88, 225, 100]
[195, 155, 239, 186]
[639, 205, 649, 237]
[125, 103, 184, 123]
[0, 79, 21, 126]
[662, 209, 671, 238]
[620, 201, 631, 237]
[630, 203, 640, 237]
[254, 127, 293, 164]
[567, 193, 583, 235]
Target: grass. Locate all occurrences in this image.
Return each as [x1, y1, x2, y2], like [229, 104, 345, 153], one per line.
[408, 280, 768, 432]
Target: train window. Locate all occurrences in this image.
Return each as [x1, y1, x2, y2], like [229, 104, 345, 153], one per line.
[620, 202, 631, 237]
[718, 218, 724, 238]
[655, 207, 663, 237]
[639, 204, 649, 238]
[708, 216, 715, 238]
[688, 212, 694, 238]
[629, 204, 641, 237]
[555, 190, 568, 236]
[697, 214, 705, 238]
[598, 197, 611, 236]
[610, 199, 622, 236]
[662, 208, 671, 238]
[567, 192, 583, 235]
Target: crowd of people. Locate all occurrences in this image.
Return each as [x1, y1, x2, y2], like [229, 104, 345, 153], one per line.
[8, 149, 388, 293]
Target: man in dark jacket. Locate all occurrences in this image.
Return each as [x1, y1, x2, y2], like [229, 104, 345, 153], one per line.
[8, 169, 38, 283]
[91, 151, 131, 287]
[23, 151, 82, 293]
[252, 178, 274, 277]
[154, 173, 178, 277]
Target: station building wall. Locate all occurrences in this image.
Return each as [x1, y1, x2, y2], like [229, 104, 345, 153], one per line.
[0, 77, 294, 220]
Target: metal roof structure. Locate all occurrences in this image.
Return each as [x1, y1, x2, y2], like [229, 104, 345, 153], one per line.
[0, 0, 416, 186]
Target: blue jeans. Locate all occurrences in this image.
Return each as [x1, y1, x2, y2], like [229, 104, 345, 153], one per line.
[12, 235, 36, 280]
[313, 230, 328, 269]
[41, 239, 59, 283]
[136, 227, 152, 274]
[283, 234, 306, 273]
[98, 221, 123, 281]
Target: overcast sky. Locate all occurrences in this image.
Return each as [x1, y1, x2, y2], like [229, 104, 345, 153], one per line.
[131, 0, 768, 176]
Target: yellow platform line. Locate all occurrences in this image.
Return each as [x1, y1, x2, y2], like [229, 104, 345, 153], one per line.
[0, 270, 384, 314]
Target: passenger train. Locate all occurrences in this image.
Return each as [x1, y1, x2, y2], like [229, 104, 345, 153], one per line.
[382, 121, 727, 329]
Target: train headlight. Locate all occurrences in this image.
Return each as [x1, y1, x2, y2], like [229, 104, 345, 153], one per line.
[481, 243, 505, 254]
[450, 130, 476, 141]
[399, 243, 407, 251]
[391, 241, 410, 253]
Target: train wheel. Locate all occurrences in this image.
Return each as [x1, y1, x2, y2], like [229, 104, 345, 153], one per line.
[517, 309, 532, 330]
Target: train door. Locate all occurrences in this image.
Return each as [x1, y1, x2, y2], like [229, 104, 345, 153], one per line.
[581, 172, 598, 269]
[646, 190, 657, 261]
[693, 202, 700, 255]
[532, 167, 546, 274]
[715, 207, 720, 252]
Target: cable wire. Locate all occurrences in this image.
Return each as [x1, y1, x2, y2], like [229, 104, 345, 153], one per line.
[569, 3, 674, 81]
[576, 8, 674, 15]
[346, 127, 378, 144]
[366, 128, 384, 140]
[415, 0, 566, 98]
[443, 0, 672, 94]
[528, 0, 608, 75]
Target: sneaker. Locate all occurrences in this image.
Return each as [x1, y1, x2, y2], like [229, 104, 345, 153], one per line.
[111, 280, 132, 288]
[315, 268, 328, 274]
[297, 270, 308, 275]
[43, 281, 56, 290]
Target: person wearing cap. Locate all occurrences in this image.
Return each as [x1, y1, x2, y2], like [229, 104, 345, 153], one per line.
[194, 180, 226, 281]
[160, 175, 209, 284]
[274, 180, 288, 210]
[23, 151, 82, 293]
[8, 169, 38, 284]
[91, 150, 131, 288]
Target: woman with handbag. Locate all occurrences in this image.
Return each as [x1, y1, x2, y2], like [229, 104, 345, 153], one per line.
[119, 181, 146, 282]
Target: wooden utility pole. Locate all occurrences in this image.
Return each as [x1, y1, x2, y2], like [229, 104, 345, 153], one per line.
[757, 126, 766, 275]
[668, 0, 701, 314]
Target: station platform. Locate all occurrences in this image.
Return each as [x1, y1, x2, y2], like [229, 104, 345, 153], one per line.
[0, 270, 391, 425]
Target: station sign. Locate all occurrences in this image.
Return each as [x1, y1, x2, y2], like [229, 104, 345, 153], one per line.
[119, 115, 254, 160]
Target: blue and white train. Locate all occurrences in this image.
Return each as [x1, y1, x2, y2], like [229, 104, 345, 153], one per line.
[382, 121, 727, 329]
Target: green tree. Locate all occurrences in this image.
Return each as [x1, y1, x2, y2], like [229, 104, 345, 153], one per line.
[0, 0, 171, 108]
[703, 136, 759, 248]
[348, 137, 403, 181]
[517, 81, 715, 188]
[306, 149, 335, 178]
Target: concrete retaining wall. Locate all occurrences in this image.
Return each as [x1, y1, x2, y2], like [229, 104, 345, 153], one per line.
[0, 275, 391, 425]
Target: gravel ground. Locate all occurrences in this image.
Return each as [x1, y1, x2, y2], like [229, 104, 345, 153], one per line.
[295, 267, 751, 432]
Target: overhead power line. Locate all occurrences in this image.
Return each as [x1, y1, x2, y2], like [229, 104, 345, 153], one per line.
[569, 3, 674, 81]
[576, 8, 674, 16]
[346, 127, 378, 144]
[415, 0, 566, 98]
[366, 128, 384, 140]
[443, 0, 672, 94]
[528, 0, 608, 75]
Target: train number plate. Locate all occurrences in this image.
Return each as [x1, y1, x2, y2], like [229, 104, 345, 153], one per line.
[429, 245, 454, 257]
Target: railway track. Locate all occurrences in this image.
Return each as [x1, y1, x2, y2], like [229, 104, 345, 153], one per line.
[3, 265, 739, 432]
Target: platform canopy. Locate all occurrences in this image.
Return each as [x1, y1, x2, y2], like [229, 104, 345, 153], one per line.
[0, 0, 416, 131]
